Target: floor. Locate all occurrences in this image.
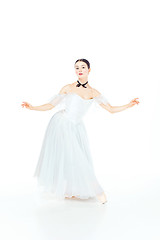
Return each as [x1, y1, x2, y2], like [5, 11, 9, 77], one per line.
[0, 182, 159, 240]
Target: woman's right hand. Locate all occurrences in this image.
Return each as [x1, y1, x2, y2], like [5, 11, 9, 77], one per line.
[21, 101, 34, 110]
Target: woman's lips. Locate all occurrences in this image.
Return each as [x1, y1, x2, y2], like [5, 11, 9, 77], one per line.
[79, 73, 83, 75]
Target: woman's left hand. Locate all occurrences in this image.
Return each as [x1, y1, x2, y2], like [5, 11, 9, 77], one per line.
[128, 98, 140, 108]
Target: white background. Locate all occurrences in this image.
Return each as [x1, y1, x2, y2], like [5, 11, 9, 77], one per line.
[0, 0, 160, 239]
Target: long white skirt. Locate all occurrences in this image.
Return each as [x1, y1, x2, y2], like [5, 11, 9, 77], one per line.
[33, 109, 104, 201]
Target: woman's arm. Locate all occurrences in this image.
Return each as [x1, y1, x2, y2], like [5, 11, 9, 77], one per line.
[21, 102, 54, 111]
[111, 103, 130, 113]
[100, 98, 140, 113]
[30, 103, 54, 111]
[21, 84, 71, 111]
[92, 88, 140, 113]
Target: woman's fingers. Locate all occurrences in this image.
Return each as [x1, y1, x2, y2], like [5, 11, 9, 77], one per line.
[21, 102, 30, 108]
[131, 99, 140, 106]
[132, 98, 140, 103]
[128, 98, 140, 108]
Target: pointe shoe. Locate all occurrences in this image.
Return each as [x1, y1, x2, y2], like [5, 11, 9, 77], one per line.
[71, 196, 79, 199]
[65, 196, 79, 199]
[96, 192, 107, 204]
[102, 200, 107, 204]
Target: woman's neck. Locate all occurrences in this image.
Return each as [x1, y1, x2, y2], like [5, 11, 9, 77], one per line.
[78, 77, 88, 84]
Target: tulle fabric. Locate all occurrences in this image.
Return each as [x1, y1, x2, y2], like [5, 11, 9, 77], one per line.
[33, 109, 104, 201]
[47, 93, 67, 112]
[47, 92, 110, 108]
[94, 94, 110, 105]
[33, 91, 110, 202]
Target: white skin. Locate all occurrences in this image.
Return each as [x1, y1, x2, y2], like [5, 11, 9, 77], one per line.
[21, 60, 140, 112]
[21, 60, 140, 204]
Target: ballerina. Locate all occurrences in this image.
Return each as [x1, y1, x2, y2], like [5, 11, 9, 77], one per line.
[21, 58, 140, 204]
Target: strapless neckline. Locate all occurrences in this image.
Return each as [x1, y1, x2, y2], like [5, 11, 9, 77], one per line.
[68, 92, 94, 101]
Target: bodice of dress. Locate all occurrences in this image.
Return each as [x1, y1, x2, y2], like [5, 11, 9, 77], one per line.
[48, 92, 110, 124]
[64, 93, 93, 123]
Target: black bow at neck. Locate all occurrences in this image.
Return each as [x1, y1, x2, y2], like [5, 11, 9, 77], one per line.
[76, 80, 88, 88]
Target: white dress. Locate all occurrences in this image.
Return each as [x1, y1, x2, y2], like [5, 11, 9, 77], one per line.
[33, 92, 110, 201]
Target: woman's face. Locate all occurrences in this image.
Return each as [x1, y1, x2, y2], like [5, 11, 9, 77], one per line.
[74, 61, 90, 79]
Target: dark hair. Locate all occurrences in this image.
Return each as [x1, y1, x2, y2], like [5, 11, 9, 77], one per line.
[74, 58, 90, 69]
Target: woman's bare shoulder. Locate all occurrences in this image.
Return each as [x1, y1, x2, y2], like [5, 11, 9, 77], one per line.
[59, 84, 72, 94]
[91, 88, 101, 98]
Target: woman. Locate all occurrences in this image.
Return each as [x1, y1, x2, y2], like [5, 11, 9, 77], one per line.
[21, 58, 139, 204]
